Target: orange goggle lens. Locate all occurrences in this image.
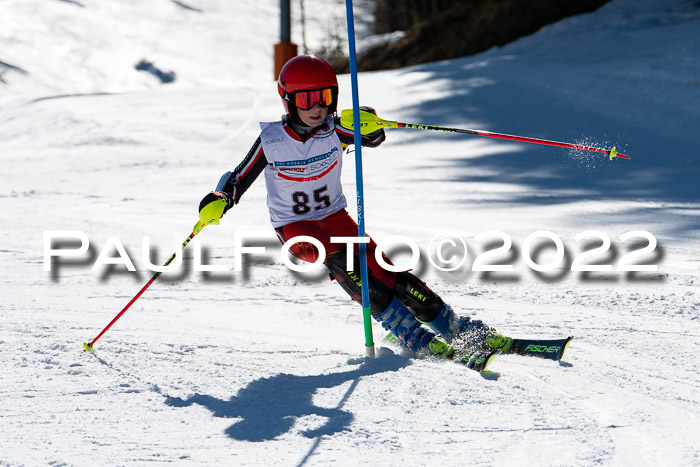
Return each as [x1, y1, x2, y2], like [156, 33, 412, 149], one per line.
[293, 88, 335, 110]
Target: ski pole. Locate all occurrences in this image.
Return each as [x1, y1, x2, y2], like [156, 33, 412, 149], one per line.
[340, 109, 629, 160]
[82, 198, 228, 353]
[345, 0, 375, 358]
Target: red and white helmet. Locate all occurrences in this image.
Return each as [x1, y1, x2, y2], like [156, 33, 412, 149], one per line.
[277, 55, 339, 119]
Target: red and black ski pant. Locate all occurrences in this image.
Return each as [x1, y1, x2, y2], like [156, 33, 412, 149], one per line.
[275, 209, 445, 321]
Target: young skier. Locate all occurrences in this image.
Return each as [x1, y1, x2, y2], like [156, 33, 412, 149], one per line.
[199, 55, 511, 369]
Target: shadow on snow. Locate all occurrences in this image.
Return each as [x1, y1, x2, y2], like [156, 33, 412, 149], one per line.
[164, 348, 411, 442]
[389, 54, 700, 212]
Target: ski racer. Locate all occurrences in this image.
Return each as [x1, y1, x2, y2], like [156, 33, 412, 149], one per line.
[199, 55, 511, 367]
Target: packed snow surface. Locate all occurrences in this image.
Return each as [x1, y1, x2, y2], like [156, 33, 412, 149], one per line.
[1, 0, 699, 465]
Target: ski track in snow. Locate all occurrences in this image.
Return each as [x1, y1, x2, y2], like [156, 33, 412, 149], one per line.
[1, 0, 700, 465]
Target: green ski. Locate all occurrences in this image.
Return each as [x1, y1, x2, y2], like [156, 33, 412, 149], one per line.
[505, 336, 574, 361]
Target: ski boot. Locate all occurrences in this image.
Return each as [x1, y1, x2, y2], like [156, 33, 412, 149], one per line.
[427, 335, 455, 359]
[375, 297, 435, 351]
[484, 331, 513, 353]
[426, 305, 512, 348]
[426, 305, 489, 343]
[427, 334, 500, 372]
[382, 331, 454, 358]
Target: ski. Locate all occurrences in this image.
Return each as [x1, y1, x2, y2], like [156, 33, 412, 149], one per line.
[504, 336, 574, 361]
[456, 349, 500, 372]
[383, 332, 573, 368]
[382, 333, 499, 373]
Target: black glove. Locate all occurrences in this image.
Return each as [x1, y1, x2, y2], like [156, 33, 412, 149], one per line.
[358, 106, 386, 147]
[199, 191, 233, 217]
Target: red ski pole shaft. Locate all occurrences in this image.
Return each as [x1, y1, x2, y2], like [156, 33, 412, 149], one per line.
[340, 110, 630, 160]
[83, 199, 228, 353]
[83, 232, 195, 352]
[397, 122, 629, 159]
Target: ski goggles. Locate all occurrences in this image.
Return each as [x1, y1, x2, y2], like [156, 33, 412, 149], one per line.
[288, 88, 336, 110]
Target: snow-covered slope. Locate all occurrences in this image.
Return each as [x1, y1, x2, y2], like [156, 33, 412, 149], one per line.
[1, 0, 699, 465]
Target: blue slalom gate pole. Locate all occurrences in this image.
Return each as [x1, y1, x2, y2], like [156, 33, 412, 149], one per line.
[344, 0, 375, 357]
